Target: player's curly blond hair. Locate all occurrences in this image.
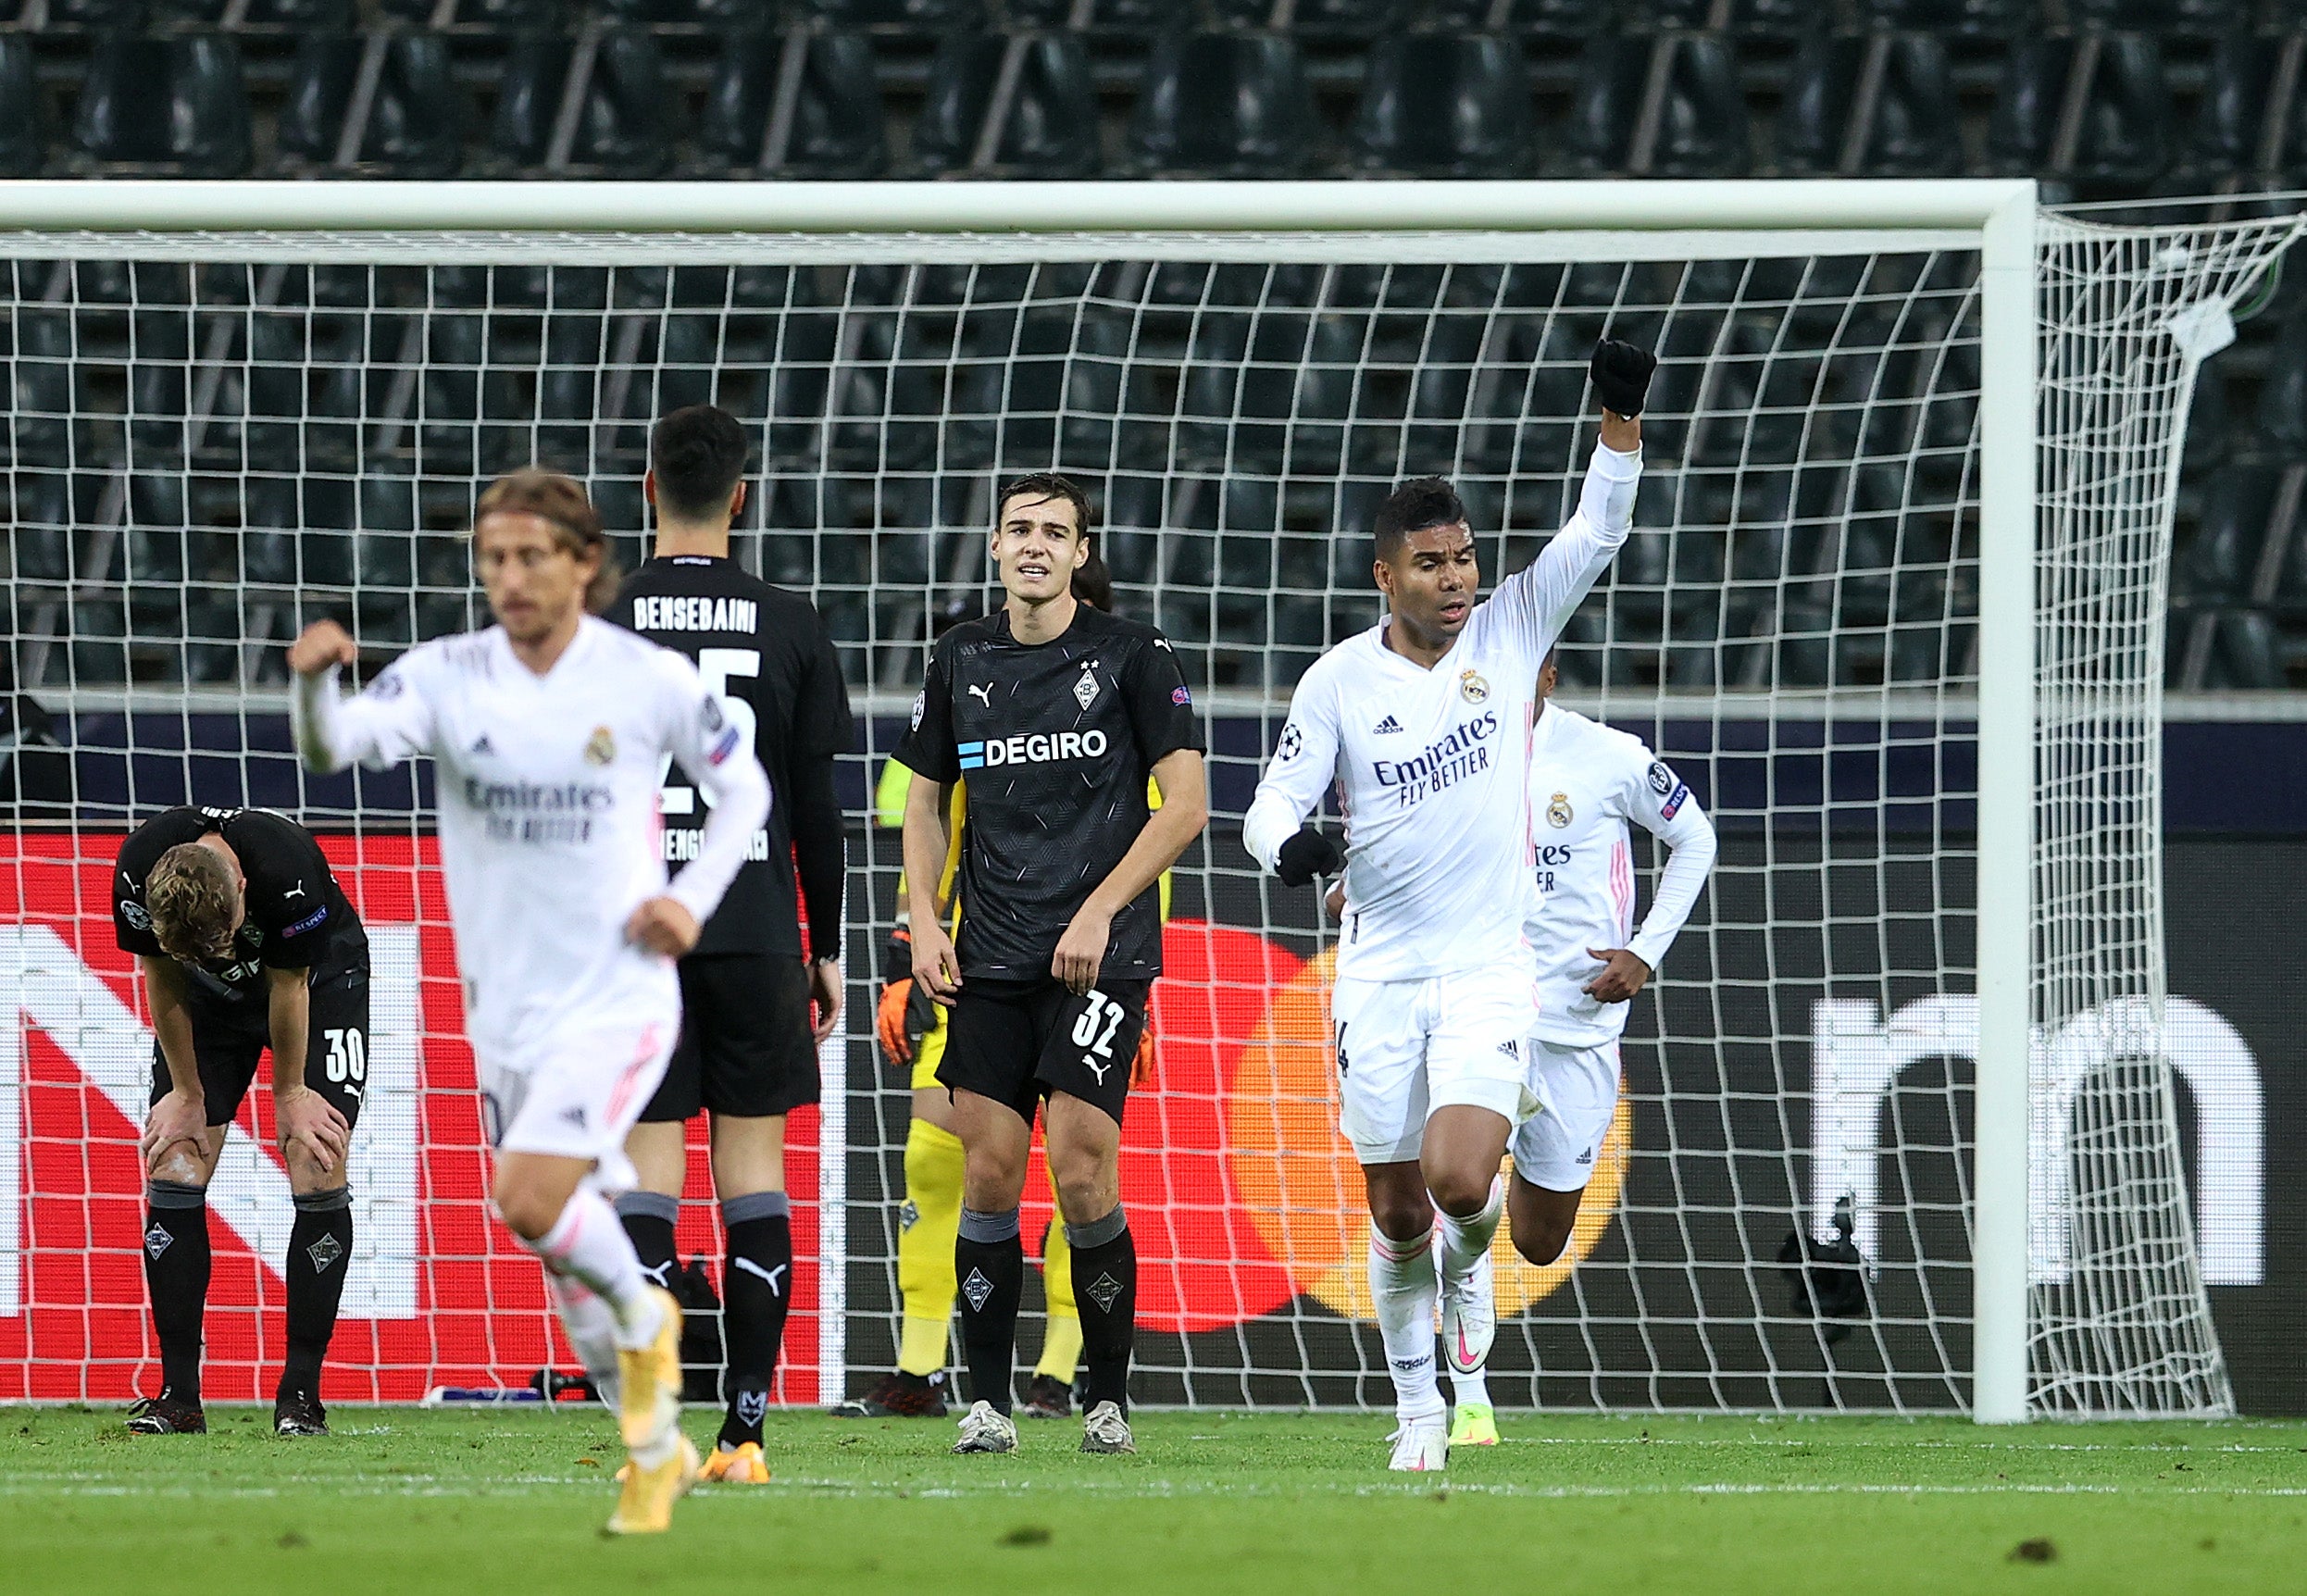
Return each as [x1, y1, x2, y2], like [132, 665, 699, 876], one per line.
[146, 842, 241, 966]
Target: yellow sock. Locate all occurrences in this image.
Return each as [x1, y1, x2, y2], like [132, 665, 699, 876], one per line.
[1034, 1177, 1082, 1383]
[896, 1117, 965, 1378]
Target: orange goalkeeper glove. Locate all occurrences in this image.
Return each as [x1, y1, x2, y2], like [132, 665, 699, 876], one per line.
[877, 929, 937, 1066]
[1132, 1006, 1158, 1089]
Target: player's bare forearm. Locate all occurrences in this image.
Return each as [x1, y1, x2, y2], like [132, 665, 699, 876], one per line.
[1054, 751, 1208, 991]
[142, 956, 203, 1104]
[266, 966, 348, 1178]
[266, 966, 312, 1100]
[901, 770, 963, 1001]
[1599, 408, 1640, 453]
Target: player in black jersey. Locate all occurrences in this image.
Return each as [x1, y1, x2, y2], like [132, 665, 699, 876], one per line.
[112, 805, 370, 1438]
[604, 405, 855, 1483]
[895, 472, 1207, 1458]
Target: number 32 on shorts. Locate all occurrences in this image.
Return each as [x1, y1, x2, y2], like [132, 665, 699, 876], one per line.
[1072, 991, 1128, 1082]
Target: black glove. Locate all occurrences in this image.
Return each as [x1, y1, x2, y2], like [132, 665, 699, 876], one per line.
[880, 928, 915, 985]
[1276, 825, 1345, 889]
[1589, 336, 1657, 419]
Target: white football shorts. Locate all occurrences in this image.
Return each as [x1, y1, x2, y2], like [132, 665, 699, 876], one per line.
[478, 995, 680, 1198]
[1331, 954, 1541, 1165]
[1509, 1037, 1622, 1192]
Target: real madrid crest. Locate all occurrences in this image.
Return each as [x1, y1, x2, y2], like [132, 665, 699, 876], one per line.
[1548, 792, 1573, 829]
[585, 725, 617, 766]
[1458, 669, 1490, 704]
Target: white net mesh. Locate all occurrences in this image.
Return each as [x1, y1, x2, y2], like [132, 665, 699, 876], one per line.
[0, 202, 2292, 1415]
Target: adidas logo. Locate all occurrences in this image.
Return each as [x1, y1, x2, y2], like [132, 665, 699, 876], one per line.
[1084, 1272, 1125, 1314]
[961, 1267, 995, 1313]
[1373, 715, 1404, 734]
[558, 1103, 587, 1128]
[1496, 1039, 1519, 1061]
[1576, 1147, 1595, 1166]
[469, 732, 495, 756]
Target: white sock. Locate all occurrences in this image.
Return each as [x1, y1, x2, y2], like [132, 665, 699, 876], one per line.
[1453, 1368, 1492, 1412]
[1368, 1223, 1443, 1425]
[548, 1270, 622, 1409]
[519, 1188, 662, 1351]
[1437, 1177, 1503, 1286]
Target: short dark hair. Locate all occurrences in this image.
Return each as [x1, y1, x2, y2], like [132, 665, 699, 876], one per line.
[996, 472, 1093, 546]
[1373, 477, 1467, 560]
[1071, 544, 1114, 611]
[649, 405, 748, 521]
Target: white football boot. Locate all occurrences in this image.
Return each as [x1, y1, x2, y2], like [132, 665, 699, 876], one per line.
[1387, 1415, 1450, 1472]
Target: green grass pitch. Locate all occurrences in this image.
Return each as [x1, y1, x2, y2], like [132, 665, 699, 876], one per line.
[7, 1407, 2306, 1594]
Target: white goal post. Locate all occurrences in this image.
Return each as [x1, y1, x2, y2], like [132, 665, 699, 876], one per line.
[0, 178, 2293, 1422]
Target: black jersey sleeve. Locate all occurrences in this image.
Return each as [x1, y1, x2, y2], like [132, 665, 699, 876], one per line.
[111, 824, 168, 957]
[792, 610, 856, 760]
[1122, 632, 1205, 768]
[894, 638, 960, 782]
[233, 812, 340, 970]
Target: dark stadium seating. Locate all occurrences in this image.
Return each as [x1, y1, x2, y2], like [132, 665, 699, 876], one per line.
[375, 0, 563, 28]
[1421, 0, 1613, 32]
[2067, 0, 2250, 32]
[913, 31, 1102, 179]
[68, 33, 251, 179]
[1855, 0, 2025, 32]
[0, 35, 45, 178]
[276, 32, 466, 179]
[1562, 31, 1750, 179]
[484, 26, 672, 178]
[1776, 32, 1963, 179]
[805, 0, 984, 31]
[2168, 28, 2307, 199]
[161, 0, 352, 26]
[1647, 0, 1809, 32]
[1347, 32, 1532, 179]
[1988, 31, 2172, 199]
[1123, 29, 1320, 179]
[695, 28, 887, 179]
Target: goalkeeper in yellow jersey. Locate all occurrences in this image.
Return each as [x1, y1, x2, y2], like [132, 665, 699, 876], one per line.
[833, 561, 1162, 1421]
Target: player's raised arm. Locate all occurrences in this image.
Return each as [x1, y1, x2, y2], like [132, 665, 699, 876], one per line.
[1586, 751, 1720, 1005]
[1489, 338, 1655, 655]
[286, 619, 438, 774]
[1242, 664, 1345, 887]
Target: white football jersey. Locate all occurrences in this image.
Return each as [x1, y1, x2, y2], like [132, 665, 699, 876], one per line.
[1524, 704, 1716, 1046]
[293, 617, 770, 1058]
[1243, 441, 1642, 982]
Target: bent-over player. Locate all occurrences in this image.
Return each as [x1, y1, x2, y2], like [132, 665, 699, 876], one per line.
[1243, 339, 1653, 1472]
[896, 473, 1206, 1458]
[606, 405, 854, 1484]
[289, 468, 769, 1534]
[118, 805, 368, 1438]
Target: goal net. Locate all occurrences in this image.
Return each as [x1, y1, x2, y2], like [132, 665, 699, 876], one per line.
[1, 182, 2294, 1418]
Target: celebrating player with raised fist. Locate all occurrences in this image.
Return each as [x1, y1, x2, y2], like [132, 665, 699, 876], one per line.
[289, 468, 768, 1534]
[893, 473, 1207, 1459]
[1244, 337, 1652, 1473]
[117, 805, 368, 1439]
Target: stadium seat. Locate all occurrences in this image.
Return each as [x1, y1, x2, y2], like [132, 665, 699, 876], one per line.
[0, 35, 47, 178]
[1210, 0, 1396, 37]
[695, 28, 887, 179]
[375, 0, 561, 28]
[1647, 0, 1807, 32]
[2252, 305, 2307, 460]
[1775, 32, 1960, 178]
[1122, 30, 1321, 179]
[1988, 31, 2170, 199]
[1561, 31, 1749, 178]
[1853, 0, 2024, 32]
[158, 0, 353, 27]
[914, 31, 1102, 179]
[1347, 32, 1533, 179]
[1420, 0, 1612, 32]
[68, 33, 252, 179]
[2066, 0, 2246, 32]
[2166, 28, 2307, 199]
[27, 0, 147, 28]
[277, 32, 465, 179]
[4, 306, 74, 469]
[597, 0, 754, 24]
[486, 27, 672, 177]
[804, 0, 985, 31]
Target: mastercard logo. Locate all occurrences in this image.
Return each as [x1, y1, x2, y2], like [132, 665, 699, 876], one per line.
[1019, 921, 1630, 1331]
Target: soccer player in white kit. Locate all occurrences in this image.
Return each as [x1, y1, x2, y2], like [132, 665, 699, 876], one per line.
[286, 468, 769, 1535]
[1243, 339, 1655, 1471]
[1505, 648, 1716, 1281]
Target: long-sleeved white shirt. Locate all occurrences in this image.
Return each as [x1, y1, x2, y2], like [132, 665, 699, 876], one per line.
[1242, 440, 1642, 982]
[1524, 704, 1716, 1047]
[293, 616, 770, 1058]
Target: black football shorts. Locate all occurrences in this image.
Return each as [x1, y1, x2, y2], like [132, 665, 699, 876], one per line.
[147, 961, 370, 1131]
[641, 952, 822, 1122]
[937, 976, 1150, 1128]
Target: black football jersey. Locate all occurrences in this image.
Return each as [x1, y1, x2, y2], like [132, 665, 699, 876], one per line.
[113, 806, 368, 1004]
[895, 604, 1202, 983]
[608, 555, 855, 958]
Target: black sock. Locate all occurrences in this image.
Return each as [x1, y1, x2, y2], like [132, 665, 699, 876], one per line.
[1067, 1205, 1137, 1416]
[143, 1180, 210, 1403]
[614, 1190, 680, 1293]
[281, 1187, 354, 1402]
[954, 1207, 1024, 1415]
[718, 1191, 792, 1449]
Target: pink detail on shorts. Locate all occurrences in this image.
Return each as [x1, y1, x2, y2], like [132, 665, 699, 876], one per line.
[601, 1023, 664, 1127]
[1609, 837, 1634, 941]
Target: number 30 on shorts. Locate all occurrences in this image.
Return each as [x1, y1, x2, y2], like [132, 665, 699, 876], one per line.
[1072, 991, 1127, 1060]
[322, 1027, 367, 1084]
